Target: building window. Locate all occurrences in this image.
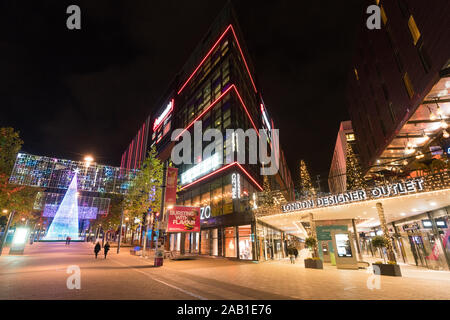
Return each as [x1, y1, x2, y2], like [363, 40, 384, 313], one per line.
[238, 225, 253, 260]
[397, 0, 409, 18]
[346, 133, 355, 142]
[417, 42, 431, 73]
[403, 72, 414, 98]
[380, 5, 388, 26]
[201, 230, 210, 255]
[224, 227, 237, 257]
[407, 15, 421, 45]
[388, 102, 396, 124]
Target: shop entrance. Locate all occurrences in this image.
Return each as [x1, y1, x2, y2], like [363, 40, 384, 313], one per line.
[408, 234, 428, 268]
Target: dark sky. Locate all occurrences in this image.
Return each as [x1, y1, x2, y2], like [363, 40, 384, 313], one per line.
[0, 0, 366, 190]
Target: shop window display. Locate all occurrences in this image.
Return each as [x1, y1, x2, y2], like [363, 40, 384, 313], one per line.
[212, 228, 219, 256]
[225, 226, 237, 257]
[201, 230, 210, 255]
[238, 225, 253, 260]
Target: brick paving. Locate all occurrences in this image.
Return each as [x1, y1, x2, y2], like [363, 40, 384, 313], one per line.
[1, 242, 449, 299]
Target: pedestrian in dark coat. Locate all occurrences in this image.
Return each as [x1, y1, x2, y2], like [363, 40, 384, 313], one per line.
[288, 247, 295, 264]
[94, 242, 101, 259]
[293, 247, 298, 259]
[104, 242, 110, 259]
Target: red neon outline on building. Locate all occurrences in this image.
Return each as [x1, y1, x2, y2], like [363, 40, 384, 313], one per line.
[128, 140, 134, 170]
[175, 84, 259, 140]
[135, 130, 140, 169]
[153, 99, 174, 132]
[180, 161, 263, 191]
[177, 24, 257, 95]
[138, 123, 145, 168]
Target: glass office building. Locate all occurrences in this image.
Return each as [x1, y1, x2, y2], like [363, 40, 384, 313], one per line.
[121, 4, 294, 261]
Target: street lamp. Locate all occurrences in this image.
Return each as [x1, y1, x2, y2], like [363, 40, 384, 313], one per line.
[2, 209, 7, 214]
[84, 155, 94, 165]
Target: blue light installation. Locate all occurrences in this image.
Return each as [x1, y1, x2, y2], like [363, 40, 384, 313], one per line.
[43, 173, 80, 240]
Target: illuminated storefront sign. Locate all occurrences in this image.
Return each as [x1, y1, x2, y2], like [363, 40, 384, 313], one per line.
[153, 99, 174, 131]
[200, 205, 211, 220]
[180, 153, 221, 185]
[281, 178, 425, 213]
[232, 173, 241, 199]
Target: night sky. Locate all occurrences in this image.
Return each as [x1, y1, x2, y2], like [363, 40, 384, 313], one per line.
[0, 0, 366, 190]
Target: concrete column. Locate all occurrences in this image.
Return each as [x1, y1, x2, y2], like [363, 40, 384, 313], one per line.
[352, 218, 363, 260]
[375, 202, 396, 262]
[309, 213, 318, 257]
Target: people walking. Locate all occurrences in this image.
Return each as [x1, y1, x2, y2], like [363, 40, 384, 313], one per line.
[94, 242, 101, 259]
[67, 236, 71, 245]
[104, 242, 110, 259]
[293, 247, 298, 260]
[65, 236, 69, 245]
[288, 247, 296, 264]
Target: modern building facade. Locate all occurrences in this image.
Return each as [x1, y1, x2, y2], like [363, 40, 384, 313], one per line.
[346, 0, 450, 177]
[120, 4, 294, 261]
[328, 121, 358, 193]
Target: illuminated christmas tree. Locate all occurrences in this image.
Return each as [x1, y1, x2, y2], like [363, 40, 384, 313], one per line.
[44, 173, 80, 240]
[299, 160, 315, 197]
[262, 175, 274, 207]
[346, 143, 367, 190]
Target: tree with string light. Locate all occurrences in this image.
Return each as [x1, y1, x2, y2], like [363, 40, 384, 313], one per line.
[345, 143, 367, 190]
[299, 160, 315, 197]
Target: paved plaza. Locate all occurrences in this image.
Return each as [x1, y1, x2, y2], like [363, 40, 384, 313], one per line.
[1, 242, 450, 300]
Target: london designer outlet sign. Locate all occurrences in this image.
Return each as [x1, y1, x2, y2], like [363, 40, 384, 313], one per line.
[281, 178, 424, 213]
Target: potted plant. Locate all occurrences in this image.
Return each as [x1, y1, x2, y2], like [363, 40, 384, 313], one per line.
[371, 236, 401, 277]
[304, 237, 323, 269]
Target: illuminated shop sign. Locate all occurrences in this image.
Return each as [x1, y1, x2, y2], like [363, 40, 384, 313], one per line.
[180, 153, 221, 185]
[153, 99, 174, 131]
[232, 173, 241, 199]
[200, 205, 211, 220]
[281, 178, 424, 213]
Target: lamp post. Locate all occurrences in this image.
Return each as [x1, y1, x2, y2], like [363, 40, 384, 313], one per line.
[117, 203, 125, 254]
[124, 217, 129, 243]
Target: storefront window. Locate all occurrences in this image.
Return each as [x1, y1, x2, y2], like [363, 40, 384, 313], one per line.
[223, 186, 233, 214]
[176, 232, 181, 251]
[211, 186, 223, 216]
[201, 230, 210, 255]
[212, 228, 219, 256]
[238, 225, 253, 260]
[224, 227, 237, 257]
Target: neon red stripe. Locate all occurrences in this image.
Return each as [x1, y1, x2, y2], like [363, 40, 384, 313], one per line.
[230, 25, 257, 93]
[175, 84, 259, 140]
[177, 24, 257, 95]
[139, 123, 145, 168]
[153, 99, 174, 132]
[135, 131, 140, 169]
[233, 85, 259, 136]
[236, 163, 263, 191]
[180, 161, 262, 191]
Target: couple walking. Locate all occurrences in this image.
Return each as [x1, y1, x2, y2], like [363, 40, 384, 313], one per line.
[287, 246, 298, 264]
[94, 242, 110, 259]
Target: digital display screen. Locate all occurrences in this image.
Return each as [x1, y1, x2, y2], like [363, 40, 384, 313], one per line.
[422, 220, 432, 228]
[335, 233, 352, 258]
[436, 220, 447, 228]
